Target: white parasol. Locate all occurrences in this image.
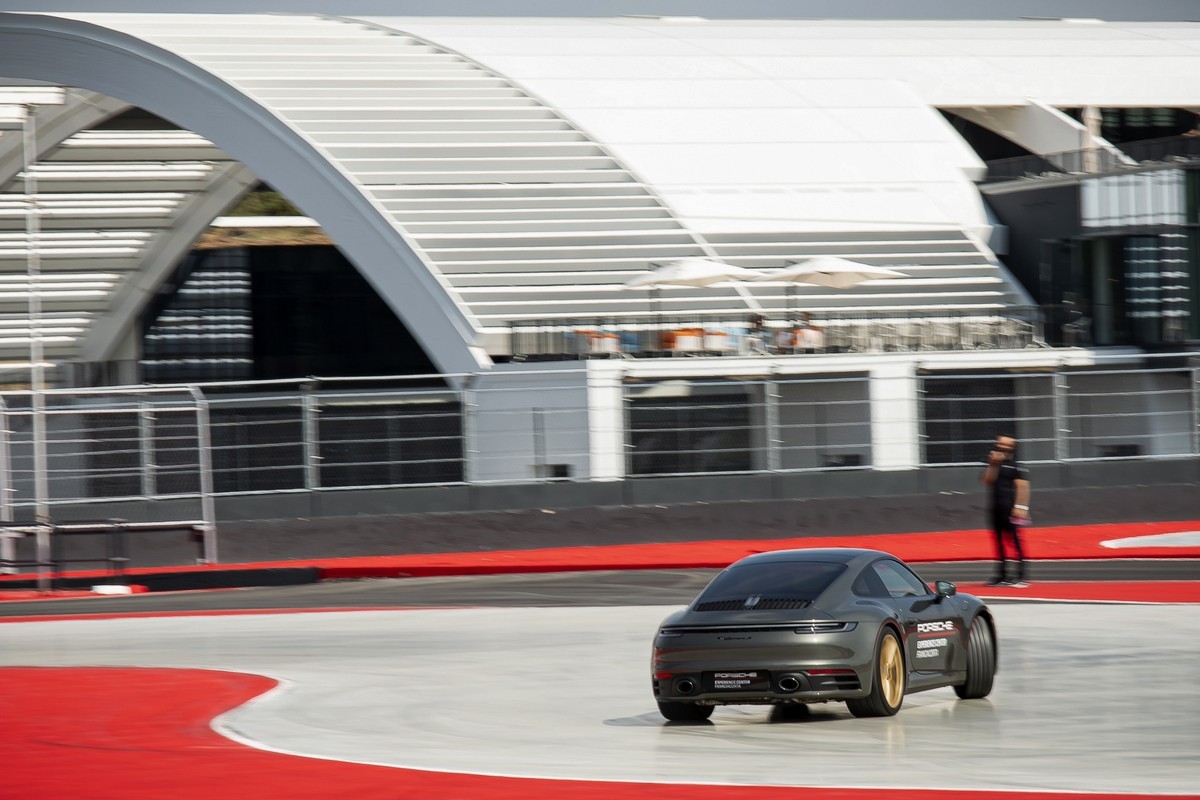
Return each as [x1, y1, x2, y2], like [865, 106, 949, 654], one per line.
[624, 258, 764, 312]
[755, 256, 908, 290]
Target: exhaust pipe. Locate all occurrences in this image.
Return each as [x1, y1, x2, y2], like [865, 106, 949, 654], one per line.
[675, 678, 697, 695]
[777, 675, 802, 693]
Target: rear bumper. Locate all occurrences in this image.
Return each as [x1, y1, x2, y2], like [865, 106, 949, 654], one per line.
[652, 668, 866, 704]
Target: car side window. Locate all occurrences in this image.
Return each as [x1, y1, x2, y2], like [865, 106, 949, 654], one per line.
[872, 561, 930, 598]
[852, 566, 891, 597]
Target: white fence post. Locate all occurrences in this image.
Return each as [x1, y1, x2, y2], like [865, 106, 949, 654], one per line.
[0, 395, 11, 574]
[764, 378, 781, 472]
[1054, 371, 1070, 461]
[461, 374, 477, 485]
[190, 386, 218, 564]
[1192, 367, 1200, 456]
[139, 396, 157, 498]
[302, 383, 320, 490]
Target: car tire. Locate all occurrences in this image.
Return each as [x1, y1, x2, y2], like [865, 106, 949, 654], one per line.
[656, 701, 715, 722]
[954, 618, 996, 699]
[846, 627, 904, 718]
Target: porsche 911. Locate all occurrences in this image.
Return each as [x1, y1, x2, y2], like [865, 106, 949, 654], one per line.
[651, 548, 996, 721]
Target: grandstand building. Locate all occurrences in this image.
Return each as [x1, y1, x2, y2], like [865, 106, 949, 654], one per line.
[0, 12, 1197, 530]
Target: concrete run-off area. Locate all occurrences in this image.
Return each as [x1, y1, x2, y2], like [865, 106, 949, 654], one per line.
[3, 602, 1198, 794]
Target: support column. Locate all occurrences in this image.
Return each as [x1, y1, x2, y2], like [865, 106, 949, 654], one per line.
[587, 363, 626, 480]
[870, 362, 920, 470]
[1192, 367, 1199, 457]
[1081, 105, 1104, 173]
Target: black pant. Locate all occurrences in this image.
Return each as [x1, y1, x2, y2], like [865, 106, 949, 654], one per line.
[990, 507, 1025, 581]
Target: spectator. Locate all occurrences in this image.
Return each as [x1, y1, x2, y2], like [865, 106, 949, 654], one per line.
[748, 313, 769, 354]
[796, 312, 824, 353]
[980, 434, 1030, 587]
[774, 326, 796, 353]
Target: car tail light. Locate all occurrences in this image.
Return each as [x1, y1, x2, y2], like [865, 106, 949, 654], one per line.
[794, 622, 857, 633]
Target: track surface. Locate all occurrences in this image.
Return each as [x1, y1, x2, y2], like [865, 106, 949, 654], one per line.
[2, 558, 1198, 617]
[2, 523, 1198, 799]
[3, 603, 1198, 798]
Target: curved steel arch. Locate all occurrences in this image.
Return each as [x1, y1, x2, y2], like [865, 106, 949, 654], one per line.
[0, 12, 486, 375]
[0, 89, 129, 189]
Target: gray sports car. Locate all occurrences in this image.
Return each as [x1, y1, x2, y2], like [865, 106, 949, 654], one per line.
[651, 548, 996, 721]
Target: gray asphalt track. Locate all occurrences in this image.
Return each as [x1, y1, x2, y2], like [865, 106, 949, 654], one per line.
[1, 559, 1197, 617]
[4, 602, 1199, 793]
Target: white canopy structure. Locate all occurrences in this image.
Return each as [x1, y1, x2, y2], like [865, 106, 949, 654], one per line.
[0, 13, 1198, 373]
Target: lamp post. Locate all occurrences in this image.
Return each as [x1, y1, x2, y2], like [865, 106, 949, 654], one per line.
[1, 88, 64, 589]
[21, 105, 49, 534]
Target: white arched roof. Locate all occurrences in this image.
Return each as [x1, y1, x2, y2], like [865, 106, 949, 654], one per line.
[0, 12, 486, 374]
[370, 16, 1200, 236]
[1, 13, 1199, 372]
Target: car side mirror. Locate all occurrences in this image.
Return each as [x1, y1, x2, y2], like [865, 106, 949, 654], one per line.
[935, 580, 957, 599]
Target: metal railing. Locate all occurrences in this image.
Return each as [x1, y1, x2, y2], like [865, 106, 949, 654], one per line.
[1039, 303, 1196, 348]
[631, 360, 1200, 474]
[983, 134, 1200, 183]
[0, 355, 1194, 517]
[510, 306, 1048, 361]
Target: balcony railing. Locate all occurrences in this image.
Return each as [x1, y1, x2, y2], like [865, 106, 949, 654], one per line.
[507, 306, 1049, 361]
[983, 134, 1200, 184]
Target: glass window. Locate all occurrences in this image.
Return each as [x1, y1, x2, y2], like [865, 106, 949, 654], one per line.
[872, 561, 930, 598]
[852, 566, 890, 598]
[697, 561, 847, 602]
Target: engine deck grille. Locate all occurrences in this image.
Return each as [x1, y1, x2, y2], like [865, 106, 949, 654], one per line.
[695, 598, 811, 612]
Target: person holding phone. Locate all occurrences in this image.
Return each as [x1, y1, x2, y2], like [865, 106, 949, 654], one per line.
[980, 434, 1030, 587]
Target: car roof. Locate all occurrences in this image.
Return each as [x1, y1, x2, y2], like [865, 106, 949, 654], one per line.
[730, 548, 895, 567]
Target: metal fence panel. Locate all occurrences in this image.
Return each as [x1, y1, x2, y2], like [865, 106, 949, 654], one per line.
[625, 379, 768, 476]
[0, 361, 1195, 517]
[774, 376, 873, 470]
[919, 374, 1057, 464]
[206, 397, 306, 493]
[316, 393, 463, 488]
[1061, 369, 1195, 459]
[919, 367, 1199, 465]
[463, 370, 594, 483]
[0, 388, 208, 510]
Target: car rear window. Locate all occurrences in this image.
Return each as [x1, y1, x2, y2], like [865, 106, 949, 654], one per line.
[696, 561, 847, 604]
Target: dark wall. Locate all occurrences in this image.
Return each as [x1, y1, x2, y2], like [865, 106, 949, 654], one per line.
[39, 459, 1200, 567]
[985, 182, 1082, 302]
[142, 245, 439, 383]
[249, 246, 436, 378]
[941, 111, 1034, 162]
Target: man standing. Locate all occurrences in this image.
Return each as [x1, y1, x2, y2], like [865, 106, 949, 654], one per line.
[980, 434, 1030, 586]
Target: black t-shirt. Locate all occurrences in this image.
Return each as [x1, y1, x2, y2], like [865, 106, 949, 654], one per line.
[989, 457, 1029, 511]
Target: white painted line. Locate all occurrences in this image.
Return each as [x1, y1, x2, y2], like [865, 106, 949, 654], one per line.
[1100, 531, 1200, 549]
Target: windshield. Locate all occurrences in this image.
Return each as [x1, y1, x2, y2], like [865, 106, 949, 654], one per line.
[696, 561, 847, 604]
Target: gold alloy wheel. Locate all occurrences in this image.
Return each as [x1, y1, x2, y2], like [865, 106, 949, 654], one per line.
[879, 634, 904, 709]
